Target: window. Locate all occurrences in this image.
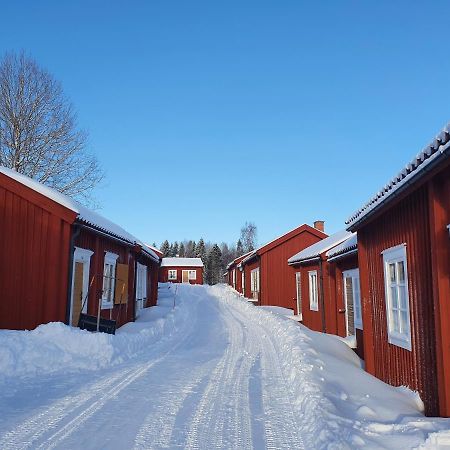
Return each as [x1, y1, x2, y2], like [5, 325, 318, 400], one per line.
[382, 244, 411, 351]
[251, 268, 260, 297]
[168, 269, 177, 280]
[343, 269, 362, 335]
[241, 271, 245, 296]
[232, 269, 236, 288]
[188, 270, 197, 280]
[102, 252, 118, 309]
[308, 271, 318, 311]
[136, 263, 147, 316]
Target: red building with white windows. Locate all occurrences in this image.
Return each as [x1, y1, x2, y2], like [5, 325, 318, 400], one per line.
[0, 166, 160, 331]
[233, 222, 327, 312]
[288, 230, 353, 333]
[346, 123, 450, 417]
[159, 257, 204, 284]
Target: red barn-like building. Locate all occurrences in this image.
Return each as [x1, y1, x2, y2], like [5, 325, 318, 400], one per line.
[288, 230, 353, 333]
[159, 257, 204, 284]
[0, 167, 160, 331]
[226, 252, 253, 295]
[346, 124, 450, 417]
[235, 223, 327, 312]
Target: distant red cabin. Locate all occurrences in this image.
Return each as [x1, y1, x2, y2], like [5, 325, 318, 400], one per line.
[233, 223, 327, 313]
[347, 123, 450, 417]
[159, 258, 204, 284]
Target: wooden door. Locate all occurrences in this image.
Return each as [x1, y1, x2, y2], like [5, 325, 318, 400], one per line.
[72, 262, 84, 326]
[182, 270, 189, 283]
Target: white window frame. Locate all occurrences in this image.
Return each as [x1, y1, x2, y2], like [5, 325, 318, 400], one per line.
[250, 268, 260, 294]
[102, 252, 119, 309]
[136, 262, 147, 316]
[342, 268, 362, 333]
[308, 270, 319, 311]
[188, 270, 197, 280]
[232, 269, 236, 289]
[382, 244, 412, 351]
[168, 269, 177, 281]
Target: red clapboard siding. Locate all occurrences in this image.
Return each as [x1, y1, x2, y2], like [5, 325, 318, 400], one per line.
[358, 184, 439, 416]
[0, 174, 76, 330]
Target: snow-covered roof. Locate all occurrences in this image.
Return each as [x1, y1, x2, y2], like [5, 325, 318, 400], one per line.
[0, 166, 159, 262]
[161, 257, 204, 267]
[326, 233, 357, 260]
[346, 123, 450, 230]
[227, 251, 254, 270]
[288, 230, 353, 265]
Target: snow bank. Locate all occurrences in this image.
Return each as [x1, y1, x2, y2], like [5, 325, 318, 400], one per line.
[211, 284, 450, 449]
[0, 284, 189, 383]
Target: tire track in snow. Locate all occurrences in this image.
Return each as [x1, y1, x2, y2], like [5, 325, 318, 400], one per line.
[184, 296, 257, 450]
[0, 366, 136, 450]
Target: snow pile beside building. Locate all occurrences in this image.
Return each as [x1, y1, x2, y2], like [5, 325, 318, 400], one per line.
[211, 284, 450, 449]
[0, 284, 188, 383]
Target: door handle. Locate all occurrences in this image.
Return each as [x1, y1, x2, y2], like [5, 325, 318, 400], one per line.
[338, 309, 346, 313]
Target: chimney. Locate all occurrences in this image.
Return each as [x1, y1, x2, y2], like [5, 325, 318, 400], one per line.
[313, 220, 325, 232]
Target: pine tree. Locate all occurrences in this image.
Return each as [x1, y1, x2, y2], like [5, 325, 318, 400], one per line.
[206, 244, 223, 285]
[191, 241, 196, 257]
[196, 238, 206, 262]
[179, 242, 185, 257]
[236, 239, 244, 256]
[172, 241, 179, 257]
[169, 243, 174, 257]
[160, 240, 170, 257]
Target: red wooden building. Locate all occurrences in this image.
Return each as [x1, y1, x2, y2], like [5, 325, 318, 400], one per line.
[159, 257, 204, 284]
[346, 123, 450, 417]
[287, 230, 353, 333]
[326, 233, 364, 359]
[0, 166, 160, 331]
[237, 222, 327, 312]
[226, 252, 252, 295]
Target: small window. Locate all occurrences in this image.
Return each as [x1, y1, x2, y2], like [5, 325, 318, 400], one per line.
[308, 271, 318, 311]
[382, 244, 411, 351]
[102, 252, 119, 309]
[188, 270, 197, 280]
[168, 269, 177, 280]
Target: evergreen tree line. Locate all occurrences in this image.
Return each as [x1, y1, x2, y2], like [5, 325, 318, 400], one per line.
[157, 222, 257, 285]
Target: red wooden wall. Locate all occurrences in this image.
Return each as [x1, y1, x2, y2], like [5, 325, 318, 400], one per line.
[0, 174, 77, 330]
[357, 184, 439, 416]
[244, 258, 260, 302]
[259, 230, 325, 312]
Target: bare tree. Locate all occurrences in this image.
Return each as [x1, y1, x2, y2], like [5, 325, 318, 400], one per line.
[0, 51, 102, 205]
[240, 221, 257, 252]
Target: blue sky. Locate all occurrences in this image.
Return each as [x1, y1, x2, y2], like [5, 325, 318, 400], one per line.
[1, 1, 449, 247]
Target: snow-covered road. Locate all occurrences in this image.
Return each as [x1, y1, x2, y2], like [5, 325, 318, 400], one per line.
[0, 284, 449, 449]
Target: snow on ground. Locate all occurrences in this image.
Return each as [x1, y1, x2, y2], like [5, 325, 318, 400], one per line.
[0, 284, 449, 449]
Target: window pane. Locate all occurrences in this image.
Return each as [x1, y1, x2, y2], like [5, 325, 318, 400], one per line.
[390, 286, 398, 308]
[389, 263, 396, 283]
[392, 310, 400, 333]
[400, 310, 409, 334]
[397, 261, 405, 283]
[399, 286, 408, 309]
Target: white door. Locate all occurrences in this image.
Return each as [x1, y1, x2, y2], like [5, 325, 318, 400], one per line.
[70, 247, 93, 326]
[295, 272, 302, 319]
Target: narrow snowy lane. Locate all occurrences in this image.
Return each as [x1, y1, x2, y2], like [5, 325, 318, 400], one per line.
[1, 284, 449, 449]
[0, 286, 305, 450]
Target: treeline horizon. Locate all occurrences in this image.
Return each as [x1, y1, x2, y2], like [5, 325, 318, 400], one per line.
[155, 222, 257, 285]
